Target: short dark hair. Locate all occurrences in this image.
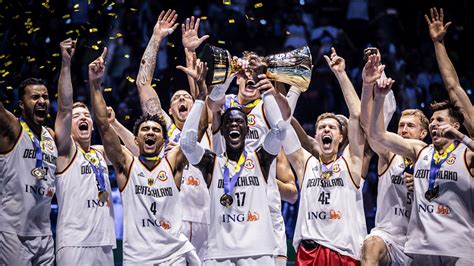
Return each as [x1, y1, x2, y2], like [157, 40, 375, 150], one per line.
[133, 114, 168, 139]
[19, 78, 46, 99]
[430, 100, 464, 125]
[221, 106, 247, 126]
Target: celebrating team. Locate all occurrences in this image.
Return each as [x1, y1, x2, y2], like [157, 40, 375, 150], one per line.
[0, 7, 472, 266]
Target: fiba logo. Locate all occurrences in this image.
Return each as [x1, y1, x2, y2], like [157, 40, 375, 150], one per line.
[332, 164, 341, 173]
[247, 114, 256, 126]
[158, 171, 168, 181]
[446, 155, 456, 165]
[44, 139, 54, 152]
[244, 159, 255, 169]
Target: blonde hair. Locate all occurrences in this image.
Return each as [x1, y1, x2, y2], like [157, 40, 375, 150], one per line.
[400, 109, 428, 131]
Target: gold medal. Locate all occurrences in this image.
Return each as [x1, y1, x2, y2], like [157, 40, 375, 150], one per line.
[98, 191, 109, 203]
[220, 194, 233, 208]
[321, 171, 333, 180]
[424, 186, 439, 202]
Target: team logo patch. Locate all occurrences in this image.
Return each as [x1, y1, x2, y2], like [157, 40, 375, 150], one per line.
[247, 211, 259, 221]
[158, 171, 168, 181]
[329, 210, 342, 220]
[247, 114, 256, 126]
[160, 220, 171, 230]
[446, 155, 456, 165]
[186, 176, 200, 186]
[43, 139, 54, 152]
[332, 164, 341, 173]
[147, 177, 155, 186]
[244, 159, 254, 169]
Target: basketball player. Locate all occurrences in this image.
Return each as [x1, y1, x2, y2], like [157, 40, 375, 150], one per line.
[180, 65, 289, 265]
[285, 48, 365, 265]
[207, 53, 297, 265]
[426, 7, 473, 137]
[0, 77, 57, 265]
[360, 53, 428, 265]
[369, 80, 473, 265]
[89, 48, 199, 265]
[53, 39, 115, 264]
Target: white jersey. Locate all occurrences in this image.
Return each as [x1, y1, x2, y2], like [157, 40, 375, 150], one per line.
[55, 145, 115, 250]
[294, 156, 367, 260]
[180, 128, 212, 224]
[405, 144, 473, 260]
[121, 157, 194, 264]
[372, 154, 412, 246]
[207, 151, 276, 259]
[0, 125, 57, 236]
[215, 96, 287, 256]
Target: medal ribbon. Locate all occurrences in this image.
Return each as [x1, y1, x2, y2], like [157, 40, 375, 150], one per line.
[78, 146, 106, 193]
[319, 155, 336, 176]
[428, 141, 458, 192]
[403, 158, 414, 174]
[223, 150, 248, 195]
[224, 96, 261, 110]
[19, 117, 44, 169]
[167, 123, 181, 143]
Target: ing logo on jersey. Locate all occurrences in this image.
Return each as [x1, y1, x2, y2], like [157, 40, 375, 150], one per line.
[186, 176, 200, 186]
[158, 171, 168, 182]
[446, 155, 456, 165]
[159, 220, 171, 230]
[247, 114, 256, 126]
[244, 159, 255, 169]
[247, 211, 259, 221]
[147, 177, 155, 186]
[332, 164, 341, 173]
[44, 139, 54, 152]
[329, 210, 342, 220]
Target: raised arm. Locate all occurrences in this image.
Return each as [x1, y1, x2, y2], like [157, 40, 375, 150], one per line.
[425, 7, 473, 136]
[136, 9, 178, 125]
[107, 106, 139, 156]
[182, 16, 209, 98]
[89, 48, 131, 190]
[282, 125, 312, 190]
[275, 151, 298, 204]
[370, 79, 425, 161]
[324, 47, 365, 185]
[55, 38, 76, 156]
[0, 97, 20, 153]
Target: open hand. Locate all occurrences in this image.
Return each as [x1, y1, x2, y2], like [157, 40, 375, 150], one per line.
[425, 7, 452, 43]
[154, 9, 179, 39]
[182, 16, 209, 52]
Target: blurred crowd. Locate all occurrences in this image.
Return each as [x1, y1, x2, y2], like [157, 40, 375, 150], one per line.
[2, 0, 473, 238]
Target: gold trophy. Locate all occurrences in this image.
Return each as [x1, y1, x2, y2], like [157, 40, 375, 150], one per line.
[201, 44, 313, 91]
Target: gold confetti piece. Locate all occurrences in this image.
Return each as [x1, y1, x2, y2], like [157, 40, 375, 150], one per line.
[200, 16, 208, 20]
[52, 66, 57, 71]
[6, 86, 13, 90]
[0, 55, 4, 59]
[39, 65, 45, 69]
[104, 87, 112, 92]
[0, 70, 4, 73]
[124, 54, 130, 58]
[62, 14, 70, 19]
[66, 30, 74, 35]
[167, 42, 175, 48]
[47, 114, 51, 119]
[27, 57, 35, 63]
[228, 19, 235, 23]
[4, 61, 12, 66]
[74, 9, 80, 13]
[130, 8, 137, 12]
[124, 115, 130, 121]
[116, 32, 122, 37]
[91, 45, 99, 50]
[218, 40, 226, 44]
[20, 42, 28, 46]
[52, 53, 60, 57]
[151, 84, 157, 88]
[33, 27, 40, 32]
[254, 2, 263, 8]
[286, 31, 291, 35]
[107, 13, 117, 18]
[97, 40, 102, 44]
[54, 93, 58, 97]
[13, 15, 20, 20]
[223, 0, 231, 5]
[2, 71, 9, 77]
[89, 28, 98, 33]
[73, 3, 79, 8]
[42, 2, 50, 9]
[126, 76, 135, 83]
[88, 0, 90, 5]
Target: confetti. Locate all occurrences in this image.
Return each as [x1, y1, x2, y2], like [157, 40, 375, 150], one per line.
[167, 42, 175, 48]
[91, 45, 99, 50]
[152, 84, 157, 88]
[2, 71, 9, 77]
[200, 16, 208, 20]
[254, 3, 263, 8]
[52, 53, 60, 57]
[27, 57, 35, 63]
[124, 115, 130, 121]
[0, 55, 4, 59]
[6, 86, 13, 90]
[124, 54, 129, 58]
[228, 19, 235, 23]
[4, 61, 12, 67]
[104, 87, 112, 92]
[73, 3, 79, 9]
[66, 30, 74, 35]
[116, 32, 122, 37]
[62, 14, 70, 19]
[223, 0, 231, 5]
[130, 8, 137, 12]
[39, 65, 45, 69]
[218, 40, 226, 44]
[126, 76, 135, 83]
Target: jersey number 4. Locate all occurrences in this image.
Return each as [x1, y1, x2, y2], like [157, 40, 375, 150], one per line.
[150, 202, 157, 215]
[318, 191, 330, 205]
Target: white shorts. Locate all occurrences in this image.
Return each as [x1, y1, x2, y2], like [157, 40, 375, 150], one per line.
[411, 254, 474, 266]
[0, 231, 22, 265]
[124, 250, 200, 266]
[182, 221, 209, 261]
[366, 230, 411, 265]
[16, 234, 55, 266]
[204, 255, 273, 266]
[56, 246, 114, 265]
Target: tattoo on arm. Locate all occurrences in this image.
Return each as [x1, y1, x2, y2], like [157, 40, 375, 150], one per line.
[137, 39, 159, 87]
[142, 97, 162, 116]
